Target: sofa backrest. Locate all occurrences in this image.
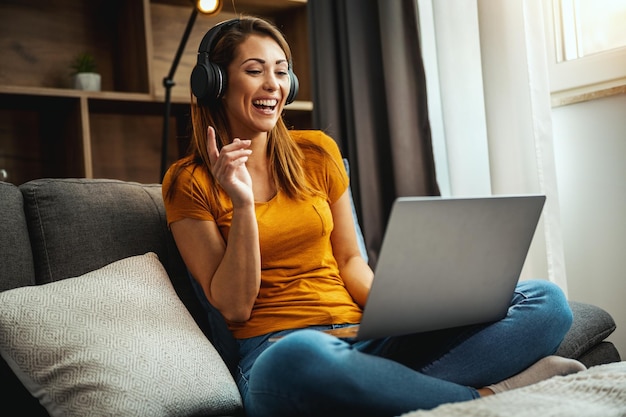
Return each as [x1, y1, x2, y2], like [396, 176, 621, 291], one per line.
[17, 178, 212, 338]
[0, 181, 44, 415]
[0, 181, 36, 291]
[20, 179, 181, 281]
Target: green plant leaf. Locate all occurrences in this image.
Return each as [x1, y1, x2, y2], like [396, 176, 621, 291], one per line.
[70, 52, 97, 74]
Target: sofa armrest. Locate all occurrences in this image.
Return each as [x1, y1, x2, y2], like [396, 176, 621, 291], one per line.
[556, 301, 620, 366]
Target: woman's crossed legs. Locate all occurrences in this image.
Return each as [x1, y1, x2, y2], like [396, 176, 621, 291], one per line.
[242, 280, 581, 417]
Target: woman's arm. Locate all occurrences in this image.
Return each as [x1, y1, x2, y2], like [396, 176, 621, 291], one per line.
[170, 127, 261, 322]
[170, 204, 260, 322]
[330, 190, 374, 307]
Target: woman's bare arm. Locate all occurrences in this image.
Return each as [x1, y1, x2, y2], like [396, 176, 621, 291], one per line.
[170, 204, 260, 322]
[170, 126, 261, 322]
[330, 190, 374, 307]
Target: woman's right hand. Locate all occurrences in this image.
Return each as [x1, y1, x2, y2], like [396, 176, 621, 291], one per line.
[170, 126, 261, 322]
[207, 126, 254, 207]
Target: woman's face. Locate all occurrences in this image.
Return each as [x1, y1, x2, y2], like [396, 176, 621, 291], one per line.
[223, 34, 291, 139]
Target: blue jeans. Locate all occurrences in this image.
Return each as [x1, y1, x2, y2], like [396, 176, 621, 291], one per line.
[237, 280, 573, 417]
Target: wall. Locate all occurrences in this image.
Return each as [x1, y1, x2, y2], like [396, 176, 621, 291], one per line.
[552, 93, 626, 357]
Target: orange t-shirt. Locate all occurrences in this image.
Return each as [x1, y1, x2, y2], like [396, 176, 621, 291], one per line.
[162, 130, 363, 339]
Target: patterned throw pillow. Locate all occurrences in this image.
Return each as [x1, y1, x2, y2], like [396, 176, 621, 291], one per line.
[0, 252, 242, 417]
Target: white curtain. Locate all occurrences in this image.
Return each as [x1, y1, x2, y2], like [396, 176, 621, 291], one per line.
[421, 0, 568, 293]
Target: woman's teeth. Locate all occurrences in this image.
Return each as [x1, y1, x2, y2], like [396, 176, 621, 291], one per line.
[253, 99, 277, 109]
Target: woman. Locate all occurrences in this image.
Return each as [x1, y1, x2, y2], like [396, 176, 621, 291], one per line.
[162, 16, 585, 417]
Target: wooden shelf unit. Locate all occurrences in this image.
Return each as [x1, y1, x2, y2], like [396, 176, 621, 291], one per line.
[0, 0, 311, 185]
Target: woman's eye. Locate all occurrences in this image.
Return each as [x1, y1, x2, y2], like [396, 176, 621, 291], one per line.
[246, 69, 262, 75]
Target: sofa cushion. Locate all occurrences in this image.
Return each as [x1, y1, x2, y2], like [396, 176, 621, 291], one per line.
[557, 301, 617, 360]
[0, 181, 36, 291]
[19, 178, 184, 284]
[0, 252, 243, 417]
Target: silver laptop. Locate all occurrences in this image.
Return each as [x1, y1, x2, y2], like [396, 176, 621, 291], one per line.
[325, 194, 546, 340]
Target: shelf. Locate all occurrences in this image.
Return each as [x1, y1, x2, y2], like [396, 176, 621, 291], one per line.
[0, 85, 154, 102]
[0, 91, 84, 185]
[0, 0, 149, 93]
[0, 0, 311, 185]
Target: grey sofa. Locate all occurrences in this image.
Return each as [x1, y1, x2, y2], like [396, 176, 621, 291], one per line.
[0, 178, 620, 416]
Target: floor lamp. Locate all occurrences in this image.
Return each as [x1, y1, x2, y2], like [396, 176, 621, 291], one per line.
[160, 0, 222, 181]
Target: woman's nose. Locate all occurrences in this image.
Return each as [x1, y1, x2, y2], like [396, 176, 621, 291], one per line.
[263, 74, 279, 91]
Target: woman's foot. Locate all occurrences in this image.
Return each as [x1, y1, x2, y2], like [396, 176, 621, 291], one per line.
[484, 355, 586, 394]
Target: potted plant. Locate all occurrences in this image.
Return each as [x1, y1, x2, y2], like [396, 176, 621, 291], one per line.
[70, 52, 101, 91]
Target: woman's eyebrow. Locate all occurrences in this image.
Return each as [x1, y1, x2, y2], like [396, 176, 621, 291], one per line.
[241, 58, 288, 66]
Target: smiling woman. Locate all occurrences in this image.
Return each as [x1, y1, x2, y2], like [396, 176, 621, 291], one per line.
[160, 15, 585, 417]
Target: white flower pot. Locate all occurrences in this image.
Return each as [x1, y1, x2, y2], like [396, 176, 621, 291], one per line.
[73, 73, 101, 91]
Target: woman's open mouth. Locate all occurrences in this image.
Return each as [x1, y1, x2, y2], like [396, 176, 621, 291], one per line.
[253, 99, 278, 113]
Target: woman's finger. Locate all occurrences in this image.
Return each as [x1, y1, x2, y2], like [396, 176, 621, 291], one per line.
[207, 126, 219, 165]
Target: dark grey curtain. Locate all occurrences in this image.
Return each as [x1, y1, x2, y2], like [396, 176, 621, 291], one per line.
[307, 0, 440, 266]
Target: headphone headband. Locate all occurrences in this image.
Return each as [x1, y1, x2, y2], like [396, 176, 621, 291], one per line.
[197, 19, 240, 60]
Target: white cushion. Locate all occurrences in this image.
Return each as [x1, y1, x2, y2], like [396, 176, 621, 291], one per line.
[0, 252, 242, 417]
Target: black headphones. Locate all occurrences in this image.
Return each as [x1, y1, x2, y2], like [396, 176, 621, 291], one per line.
[190, 18, 299, 105]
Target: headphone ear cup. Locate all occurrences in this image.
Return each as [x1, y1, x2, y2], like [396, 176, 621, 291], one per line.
[211, 64, 227, 99]
[286, 69, 299, 105]
[191, 57, 227, 103]
[191, 62, 210, 101]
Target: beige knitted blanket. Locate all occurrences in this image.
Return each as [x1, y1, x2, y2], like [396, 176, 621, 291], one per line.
[400, 361, 626, 417]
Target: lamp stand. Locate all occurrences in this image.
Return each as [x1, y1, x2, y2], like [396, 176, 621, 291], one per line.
[160, 7, 199, 181]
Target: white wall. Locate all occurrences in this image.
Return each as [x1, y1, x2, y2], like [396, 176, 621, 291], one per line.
[552, 93, 626, 358]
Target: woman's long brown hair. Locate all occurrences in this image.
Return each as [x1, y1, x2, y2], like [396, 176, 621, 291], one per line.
[165, 16, 322, 210]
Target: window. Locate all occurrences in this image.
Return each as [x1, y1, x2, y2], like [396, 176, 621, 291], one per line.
[544, 0, 626, 105]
